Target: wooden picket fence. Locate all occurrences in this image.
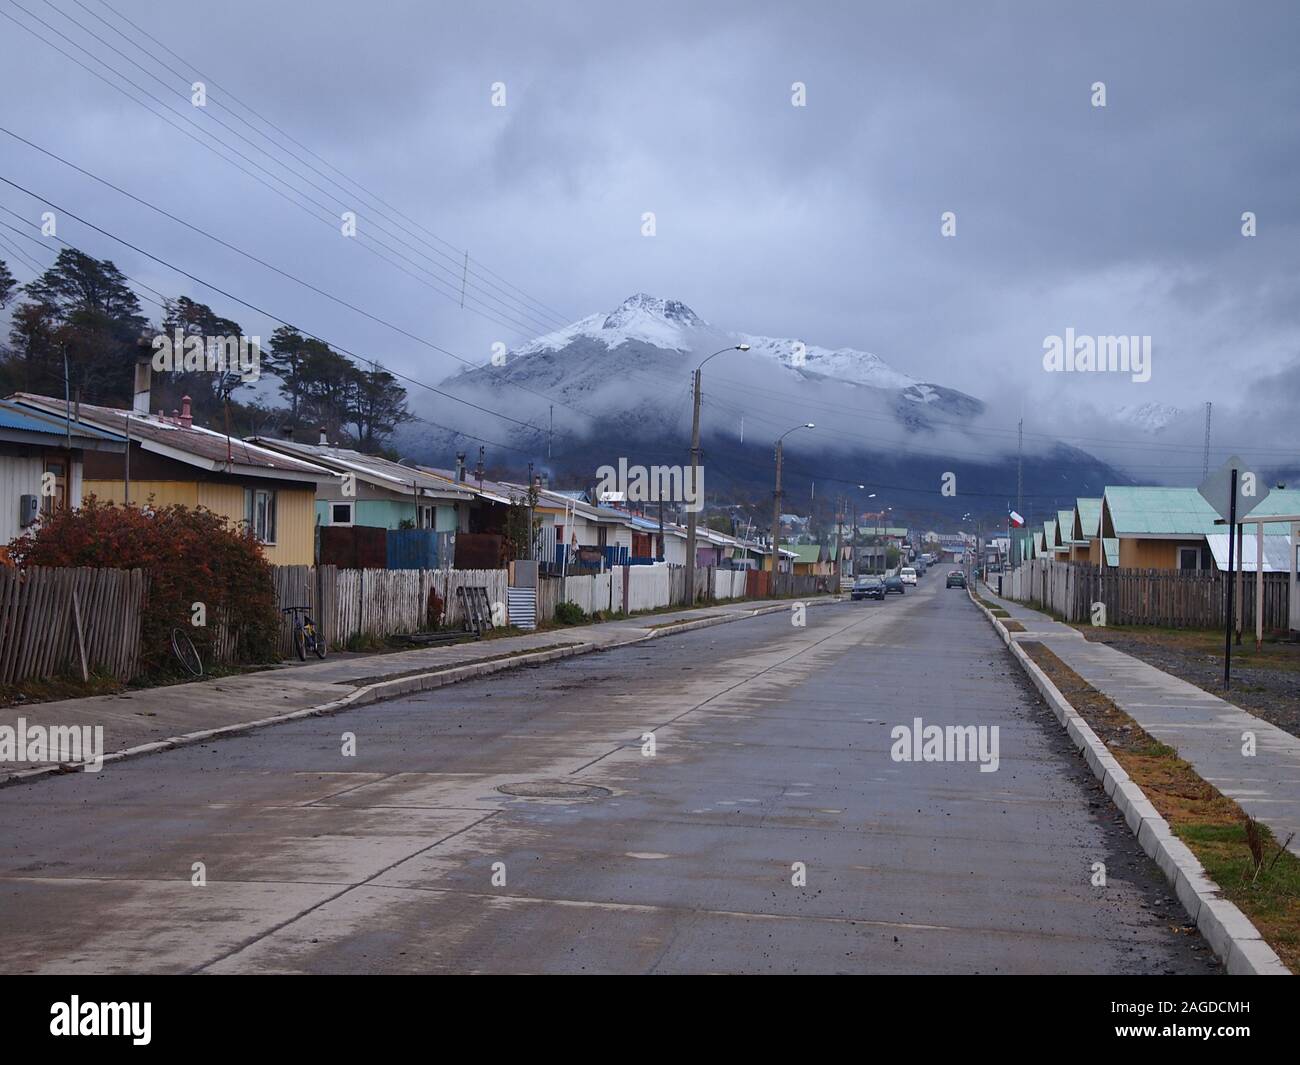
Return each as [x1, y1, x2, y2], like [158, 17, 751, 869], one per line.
[270, 565, 508, 651]
[1003, 559, 1291, 629]
[0, 566, 148, 684]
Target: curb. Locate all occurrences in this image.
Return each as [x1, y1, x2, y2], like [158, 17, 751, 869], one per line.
[1, 595, 841, 789]
[967, 585, 1289, 976]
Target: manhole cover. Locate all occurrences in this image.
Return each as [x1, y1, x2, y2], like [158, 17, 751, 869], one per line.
[497, 780, 611, 799]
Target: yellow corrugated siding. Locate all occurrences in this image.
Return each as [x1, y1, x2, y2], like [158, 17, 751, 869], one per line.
[265, 488, 315, 565]
[84, 479, 316, 565]
[86, 479, 199, 507]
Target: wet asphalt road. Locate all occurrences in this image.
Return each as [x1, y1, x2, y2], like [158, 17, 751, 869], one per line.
[0, 579, 1220, 973]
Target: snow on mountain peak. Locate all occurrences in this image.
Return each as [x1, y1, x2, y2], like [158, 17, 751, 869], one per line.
[738, 334, 917, 390]
[603, 293, 705, 330]
[504, 293, 916, 393]
[512, 293, 706, 356]
[1116, 402, 1181, 433]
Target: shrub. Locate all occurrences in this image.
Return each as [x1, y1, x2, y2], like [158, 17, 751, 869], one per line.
[6, 497, 279, 674]
[554, 600, 587, 625]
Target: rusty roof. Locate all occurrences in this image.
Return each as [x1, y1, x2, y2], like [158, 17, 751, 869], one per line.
[11, 394, 329, 479]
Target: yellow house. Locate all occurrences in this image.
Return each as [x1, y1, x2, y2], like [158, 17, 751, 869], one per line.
[13, 394, 329, 565]
[1099, 486, 1219, 571]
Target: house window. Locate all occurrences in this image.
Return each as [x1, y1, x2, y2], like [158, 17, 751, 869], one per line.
[245, 488, 277, 544]
[417, 504, 435, 529]
[1177, 546, 1206, 571]
[329, 501, 353, 526]
[41, 458, 67, 517]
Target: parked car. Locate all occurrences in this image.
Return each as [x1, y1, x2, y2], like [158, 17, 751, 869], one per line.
[946, 570, 966, 588]
[884, 575, 906, 595]
[900, 566, 917, 585]
[851, 575, 886, 601]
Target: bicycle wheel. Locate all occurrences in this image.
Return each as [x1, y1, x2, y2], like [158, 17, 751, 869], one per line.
[311, 628, 327, 659]
[293, 626, 307, 661]
[171, 628, 203, 677]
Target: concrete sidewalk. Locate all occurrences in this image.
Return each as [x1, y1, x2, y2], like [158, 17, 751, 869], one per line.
[980, 581, 1300, 858]
[0, 595, 835, 784]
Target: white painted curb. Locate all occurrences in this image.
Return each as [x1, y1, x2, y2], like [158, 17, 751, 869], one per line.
[968, 586, 1289, 975]
[1, 595, 841, 789]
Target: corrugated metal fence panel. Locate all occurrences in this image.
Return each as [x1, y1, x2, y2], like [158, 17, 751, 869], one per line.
[386, 529, 439, 570]
[507, 587, 536, 630]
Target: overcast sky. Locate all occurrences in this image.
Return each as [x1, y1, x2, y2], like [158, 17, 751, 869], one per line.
[1, 0, 1297, 481]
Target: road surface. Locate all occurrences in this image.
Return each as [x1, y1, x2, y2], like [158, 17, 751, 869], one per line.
[0, 578, 1219, 973]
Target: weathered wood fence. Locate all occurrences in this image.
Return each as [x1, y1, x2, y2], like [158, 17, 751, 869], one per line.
[533, 565, 831, 622]
[0, 566, 148, 683]
[271, 565, 508, 651]
[1002, 559, 1290, 629]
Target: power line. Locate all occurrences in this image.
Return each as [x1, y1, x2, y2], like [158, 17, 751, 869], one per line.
[0, 127, 603, 424]
[2, 0, 561, 339]
[89, 0, 571, 327]
[21, 0, 563, 336]
[0, 178, 552, 438]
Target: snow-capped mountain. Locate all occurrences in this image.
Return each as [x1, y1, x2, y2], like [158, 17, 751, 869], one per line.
[453, 292, 976, 424]
[396, 293, 1127, 508]
[734, 333, 916, 390]
[1116, 402, 1181, 433]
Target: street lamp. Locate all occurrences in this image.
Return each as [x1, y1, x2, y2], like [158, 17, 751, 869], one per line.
[685, 344, 750, 604]
[769, 422, 815, 575]
[852, 487, 875, 580]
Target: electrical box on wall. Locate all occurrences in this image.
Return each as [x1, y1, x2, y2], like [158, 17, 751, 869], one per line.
[19, 494, 40, 527]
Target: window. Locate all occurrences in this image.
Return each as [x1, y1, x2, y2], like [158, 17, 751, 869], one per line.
[417, 504, 435, 529]
[1177, 545, 1206, 571]
[41, 458, 67, 517]
[245, 488, 277, 544]
[329, 501, 353, 526]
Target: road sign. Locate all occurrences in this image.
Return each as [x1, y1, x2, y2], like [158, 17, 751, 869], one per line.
[1198, 454, 1269, 522]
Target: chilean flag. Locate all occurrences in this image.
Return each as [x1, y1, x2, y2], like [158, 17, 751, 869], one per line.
[1008, 510, 1025, 528]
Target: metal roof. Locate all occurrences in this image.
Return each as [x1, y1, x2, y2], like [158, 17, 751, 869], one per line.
[1074, 497, 1102, 540]
[1102, 486, 1221, 537]
[12, 394, 326, 478]
[250, 438, 477, 499]
[1205, 532, 1293, 572]
[1242, 488, 1300, 519]
[1056, 509, 1081, 546]
[0, 398, 125, 447]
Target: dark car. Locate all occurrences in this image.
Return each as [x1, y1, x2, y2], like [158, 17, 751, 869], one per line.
[946, 570, 966, 588]
[851, 575, 885, 601]
[884, 575, 905, 595]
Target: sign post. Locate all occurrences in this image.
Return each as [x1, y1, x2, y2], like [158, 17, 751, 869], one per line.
[1224, 468, 1237, 690]
[1198, 455, 1269, 691]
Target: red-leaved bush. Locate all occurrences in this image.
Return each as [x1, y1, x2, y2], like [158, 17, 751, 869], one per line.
[6, 497, 279, 674]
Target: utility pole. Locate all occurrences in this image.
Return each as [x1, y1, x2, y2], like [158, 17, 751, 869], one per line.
[683, 345, 749, 604]
[1016, 418, 1023, 517]
[771, 437, 784, 576]
[685, 368, 704, 603]
[1202, 402, 1212, 479]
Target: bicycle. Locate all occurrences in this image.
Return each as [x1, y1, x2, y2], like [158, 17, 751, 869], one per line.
[170, 627, 203, 677]
[282, 606, 327, 661]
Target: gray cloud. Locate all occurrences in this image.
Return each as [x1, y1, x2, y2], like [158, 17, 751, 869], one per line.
[1, 0, 1297, 481]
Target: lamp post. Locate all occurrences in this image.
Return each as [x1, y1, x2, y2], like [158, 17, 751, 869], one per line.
[685, 344, 749, 604]
[770, 422, 815, 576]
[854, 487, 874, 579]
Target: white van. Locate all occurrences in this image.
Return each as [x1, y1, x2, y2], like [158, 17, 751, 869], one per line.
[900, 567, 917, 585]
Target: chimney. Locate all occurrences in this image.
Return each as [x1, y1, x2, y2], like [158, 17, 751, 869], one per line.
[179, 395, 192, 428]
[132, 350, 152, 415]
[455, 451, 466, 482]
[319, 426, 328, 446]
